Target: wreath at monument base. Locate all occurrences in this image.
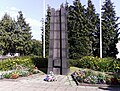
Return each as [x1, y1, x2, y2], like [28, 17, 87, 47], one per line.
[44, 71, 57, 82]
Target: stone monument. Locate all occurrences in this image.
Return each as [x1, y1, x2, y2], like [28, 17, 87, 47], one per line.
[47, 6, 69, 75]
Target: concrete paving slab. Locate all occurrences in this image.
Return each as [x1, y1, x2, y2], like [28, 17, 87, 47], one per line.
[1, 88, 13, 91]
[35, 88, 47, 91]
[0, 74, 119, 91]
[76, 86, 87, 91]
[45, 88, 57, 91]
[86, 86, 98, 91]
[55, 86, 68, 91]
[23, 87, 36, 91]
[66, 86, 77, 91]
[0, 88, 6, 91]
[13, 87, 29, 91]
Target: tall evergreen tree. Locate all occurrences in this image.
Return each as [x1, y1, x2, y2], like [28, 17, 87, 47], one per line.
[17, 11, 32, 55]
[102, 0, 120, 58]
[86, 0, 100, 57]
[0, 14, 16, 55]
[45, 6, 51, 57]
[68, 0, 91, 59]
[92, 14, 100, 57]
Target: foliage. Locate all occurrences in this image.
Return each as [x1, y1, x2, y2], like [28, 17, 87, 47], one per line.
[71, 68, 120, 85]
[0, 14, 16, 55]
[86, 0, 100, 57]
[67, 0, 93, 59]
[69, 56, 120, 72]
[0, 56, 47, 79]
[44, 0, 120, 59]
[0, 11, 33, 56]
[16, 11, 32, 55]
[45, 6, 51, 57]
[2, 70, 31, 79]
[0, 56, 34, 71]
[102, 0, 120, 58]
[19, 70, 29, 77]
[31, 56, 48, 68]
[71, 69, 106, 84]
[30, 39, 42, 56]
[69, 59, 79, 67]
[95, 57, 119, 72]
[0, 56, 48, 72]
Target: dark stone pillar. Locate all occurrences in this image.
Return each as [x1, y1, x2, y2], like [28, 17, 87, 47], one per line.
[48, 7, 69, 75]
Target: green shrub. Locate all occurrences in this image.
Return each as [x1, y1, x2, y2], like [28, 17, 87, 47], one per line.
[69, 59, 79, 67]
[31, 57, 48, 68]
[69, 56, 120, 72]
[96, 57, 116, 72]
[0, 56, 34, 71]
[3, 73, 12, 79]
[79, 56, 98, 70]
[19, 71, 29, 77]
[0, 56, 48, 71]
[69, 56, 99, 70]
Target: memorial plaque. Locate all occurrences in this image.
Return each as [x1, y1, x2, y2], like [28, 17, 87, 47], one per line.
[53, 59, 61, 67]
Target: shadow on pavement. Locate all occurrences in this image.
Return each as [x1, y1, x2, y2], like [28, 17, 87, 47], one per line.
[98, 86, 120, 91]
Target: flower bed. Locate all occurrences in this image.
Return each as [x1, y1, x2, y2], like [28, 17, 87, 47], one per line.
[71, 69, 120, 86]
[0, 56, 45, 79]
[0, 66, 40, 79]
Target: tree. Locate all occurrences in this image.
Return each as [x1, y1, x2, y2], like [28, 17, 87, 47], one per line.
[67, 0, 92, 59]
[16, 11, 32, 55]
[0, 13, 16, 55]
[102, 0, 120, 58]
[31, 39, 42, 56]
[0, 12, 33, 56]
[45, 6, 51, 57]
[86, 0, 100, 57]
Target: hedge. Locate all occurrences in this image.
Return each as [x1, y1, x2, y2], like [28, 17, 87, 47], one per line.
[69, 56, 120, 72]
[0, 56, 48, 71]
[1, 56, 120, 72]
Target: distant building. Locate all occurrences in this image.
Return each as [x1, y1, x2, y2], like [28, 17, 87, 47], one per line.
[6, 53, 20, 57]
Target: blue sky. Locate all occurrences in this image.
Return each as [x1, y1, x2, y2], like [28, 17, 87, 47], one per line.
[46, 0, 100, 13]
[0, 0, 44, 40]
[0, 0, 119, 41]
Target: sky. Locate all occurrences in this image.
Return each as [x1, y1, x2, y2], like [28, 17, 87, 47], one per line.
[0, 0, 119, 41]
[0, 0, 120, 57]
[45, 0, 100, 13]
[0, 0, 44, 41]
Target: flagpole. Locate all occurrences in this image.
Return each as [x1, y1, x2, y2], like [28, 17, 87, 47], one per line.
[43, 0, 45, 58]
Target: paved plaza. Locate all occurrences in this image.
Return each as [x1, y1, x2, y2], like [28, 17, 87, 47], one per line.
[0, 74, 119, 91]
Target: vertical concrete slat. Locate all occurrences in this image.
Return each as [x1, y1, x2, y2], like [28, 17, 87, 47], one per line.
[48, 8, 55, 73]
[61, 7, 69, 75]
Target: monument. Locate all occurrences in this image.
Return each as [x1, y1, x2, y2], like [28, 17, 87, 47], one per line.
[47, 6, 69, 75]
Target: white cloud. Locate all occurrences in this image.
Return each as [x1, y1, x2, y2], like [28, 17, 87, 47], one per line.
[31, 27, 42, 40]
[9, 7, 19, 11]
[0, 7, 18, 21]
[0, 6, 42, 27]
[26, 18, 41, 27]
[7, 7, 19, 18]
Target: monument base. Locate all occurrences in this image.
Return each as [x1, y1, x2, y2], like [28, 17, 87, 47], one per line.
[47, 67, 70, 75]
